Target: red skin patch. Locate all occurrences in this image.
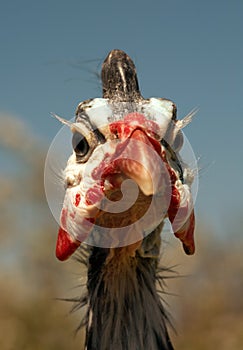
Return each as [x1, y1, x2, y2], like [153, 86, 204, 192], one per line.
[168, 184, 195, 255]
[74, 193, 81, 207]
[69, 212, 75, 219]
[165, 157, 195, 255]
[174, 210, 195, 255]
[168, 185, 181, 222]
[60, 208, 68, 230]
[109, 113, 160, 140]
[85, 184, 104, 205]
[56, 227, 80, 261]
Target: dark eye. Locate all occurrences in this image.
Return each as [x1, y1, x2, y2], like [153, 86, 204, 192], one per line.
[72, 132, 90, 159]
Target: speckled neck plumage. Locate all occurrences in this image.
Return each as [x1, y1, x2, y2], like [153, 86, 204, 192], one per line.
[85, 225, 174, 350]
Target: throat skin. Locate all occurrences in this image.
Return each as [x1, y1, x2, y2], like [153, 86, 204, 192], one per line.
[85, 224, 174, 350]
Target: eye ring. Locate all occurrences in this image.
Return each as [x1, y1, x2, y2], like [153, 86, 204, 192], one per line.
[72, 132, 91, 162]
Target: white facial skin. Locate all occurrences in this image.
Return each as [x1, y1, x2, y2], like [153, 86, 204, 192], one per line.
[53, 98, 196, 258]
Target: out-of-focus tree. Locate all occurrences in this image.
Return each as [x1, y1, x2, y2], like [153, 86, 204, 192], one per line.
[0, 114, 85, 350]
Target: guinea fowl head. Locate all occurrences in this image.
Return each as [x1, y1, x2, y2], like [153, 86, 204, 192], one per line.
[54, 49, 196, 261]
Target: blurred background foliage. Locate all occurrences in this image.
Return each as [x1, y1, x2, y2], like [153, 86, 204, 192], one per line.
[0, 114, 243, 350]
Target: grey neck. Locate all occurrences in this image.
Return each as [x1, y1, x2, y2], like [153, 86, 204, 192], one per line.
[85, 228, 174, 350]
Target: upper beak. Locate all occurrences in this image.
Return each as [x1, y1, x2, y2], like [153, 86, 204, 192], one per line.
[103, 128, 166, 196]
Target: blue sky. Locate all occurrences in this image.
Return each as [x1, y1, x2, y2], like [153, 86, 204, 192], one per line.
[1, 0, 242, 237]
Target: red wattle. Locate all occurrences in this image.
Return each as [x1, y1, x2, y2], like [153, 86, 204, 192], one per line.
[174, 210, 195, 255]
[56, 227, 80, 261]
[74, 193, 81, 207]
[167, 166, 195, 255]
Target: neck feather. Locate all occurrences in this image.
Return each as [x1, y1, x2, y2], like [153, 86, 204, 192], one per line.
[84, 227, 174, 350]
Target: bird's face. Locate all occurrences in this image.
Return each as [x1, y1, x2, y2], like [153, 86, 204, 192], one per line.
[55, 98, 196, 261]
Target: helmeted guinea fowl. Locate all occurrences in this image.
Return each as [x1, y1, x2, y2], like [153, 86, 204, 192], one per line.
[51, 49, 196, 350]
